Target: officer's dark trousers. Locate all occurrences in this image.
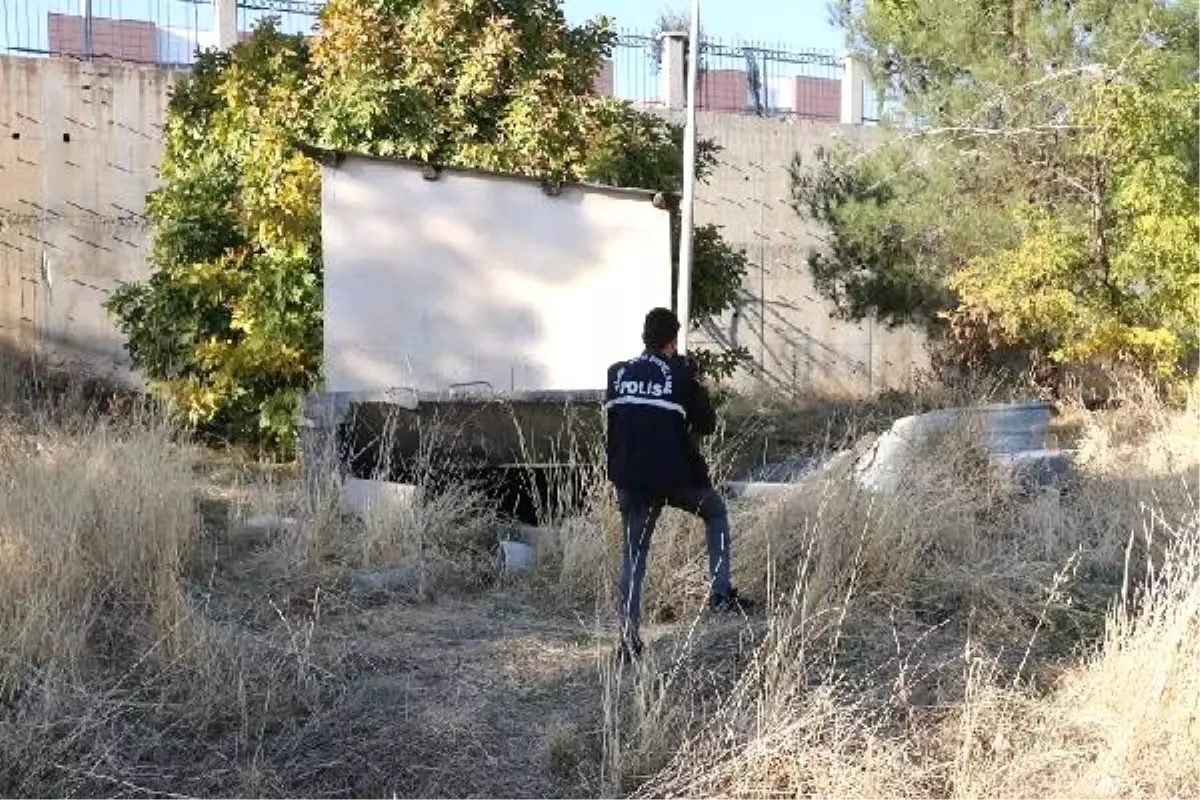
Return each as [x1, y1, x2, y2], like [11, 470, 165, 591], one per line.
[615, 487, 732, 643]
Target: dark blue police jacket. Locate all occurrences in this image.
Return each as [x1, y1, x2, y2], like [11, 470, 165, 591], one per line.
[604, 351, 717, 494]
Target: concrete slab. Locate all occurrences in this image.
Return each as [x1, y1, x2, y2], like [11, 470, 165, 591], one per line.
[339, 478, 421, 520]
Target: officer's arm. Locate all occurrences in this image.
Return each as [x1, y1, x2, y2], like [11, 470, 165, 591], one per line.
[683, 365, 717, 436]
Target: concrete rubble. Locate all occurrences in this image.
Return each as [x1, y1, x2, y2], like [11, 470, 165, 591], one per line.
[727, 402, 1077, 500]
[495, 523, 541, 575]
[230, 515, 301, 550]
[241, 514, 302, 537]
[497, 540, 536, 574]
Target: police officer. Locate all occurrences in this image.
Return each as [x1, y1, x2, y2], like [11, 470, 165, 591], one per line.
[605, 307, 749, 660]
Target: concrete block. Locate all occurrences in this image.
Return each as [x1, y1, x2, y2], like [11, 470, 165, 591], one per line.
[855, 403, 1054, 493]
[497, 540, 536, 574]
[339, 478, 421, 520]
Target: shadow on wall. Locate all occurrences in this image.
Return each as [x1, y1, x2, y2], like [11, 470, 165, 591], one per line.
[703, 295, 908, 397]
[0, 310, 143, 386]
[0, 336, 145, 415]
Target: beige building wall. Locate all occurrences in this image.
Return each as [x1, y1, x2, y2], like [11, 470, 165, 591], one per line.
[0, 55, 926, 395]
[655, 110, 928, 395]
[0, 56, 179, 384]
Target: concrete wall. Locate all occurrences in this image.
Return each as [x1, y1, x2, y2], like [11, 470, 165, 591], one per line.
[0, 55, 926, 395]
[321, 156, 672, 393]
[666, 111, 928, 395]
[0, 56, 179, 384]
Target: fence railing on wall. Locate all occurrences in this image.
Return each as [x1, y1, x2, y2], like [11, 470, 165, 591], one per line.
[1, 0, 873, 123]
[0, 0, 314, 66]
[610, 31, 846, 120]
[2, 0, 208, 66]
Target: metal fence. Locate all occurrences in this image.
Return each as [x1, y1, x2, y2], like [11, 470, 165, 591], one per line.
[0, 0, 316, 66]
[610, 31, 845, 119]
[1, 0, 869, 120]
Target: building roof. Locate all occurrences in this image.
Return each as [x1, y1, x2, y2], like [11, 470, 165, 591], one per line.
[296, 143, 678, 209]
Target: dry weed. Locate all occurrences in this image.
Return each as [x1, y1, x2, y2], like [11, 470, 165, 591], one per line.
[1, 364, 1195, 799]
[598, 390, 1198, 798]
[0, 414, 198, 693]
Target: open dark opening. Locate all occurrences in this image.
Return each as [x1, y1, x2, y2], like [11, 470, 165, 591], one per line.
[337, 413, 598, 527]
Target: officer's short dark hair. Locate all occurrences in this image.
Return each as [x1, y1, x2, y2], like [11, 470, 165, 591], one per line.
[642, 307, 680, 351]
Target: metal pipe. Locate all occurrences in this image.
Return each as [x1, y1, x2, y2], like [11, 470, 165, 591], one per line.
[81, 0, 93, 59]
[675, 0, 701, 353]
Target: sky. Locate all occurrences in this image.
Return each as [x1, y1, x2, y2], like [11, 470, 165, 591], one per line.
[562, 0, 843, 51]
[3, 0, 845, 58]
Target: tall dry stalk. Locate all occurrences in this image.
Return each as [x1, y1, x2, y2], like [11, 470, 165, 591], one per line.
[0, 414, 199, 695]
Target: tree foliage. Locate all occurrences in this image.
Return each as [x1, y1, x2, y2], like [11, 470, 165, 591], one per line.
[107, 28, 321, 447]
[108, 1, 747, 452]
[793, 0, 1198, 382]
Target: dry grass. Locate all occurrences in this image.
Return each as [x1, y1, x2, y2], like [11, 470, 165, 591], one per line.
[0, 364, 1195, 798]
[594, 385, 1199, 799]
[0, 415, 196, 695]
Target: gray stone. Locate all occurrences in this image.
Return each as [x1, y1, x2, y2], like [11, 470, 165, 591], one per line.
[497, 540, 536, 574]
[855, 402, 1055, 493]
[993, 449, 1077, 493]
[347, 564, 422, 598]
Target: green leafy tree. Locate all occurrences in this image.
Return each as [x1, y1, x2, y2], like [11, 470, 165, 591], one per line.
[108, 1, 747, 453]
[951, 64, 1200, 376]
[792, 0, 1198, 382]
[107, 25, 320, 448]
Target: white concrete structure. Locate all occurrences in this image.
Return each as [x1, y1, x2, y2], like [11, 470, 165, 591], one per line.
[840, 55, 865, 125]
[318, 154, 673, 394]
[213, 0, 238, 51]
[659, 32, 687, 110]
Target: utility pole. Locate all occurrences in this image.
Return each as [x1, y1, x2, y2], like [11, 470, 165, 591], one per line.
[675, 0, 701, 353]
[80, 0, 93, 59]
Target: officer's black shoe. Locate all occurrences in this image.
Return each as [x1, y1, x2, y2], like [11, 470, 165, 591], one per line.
[709, 588, 753, 615]
[615, 635, 644, 664]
